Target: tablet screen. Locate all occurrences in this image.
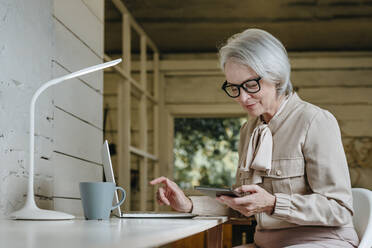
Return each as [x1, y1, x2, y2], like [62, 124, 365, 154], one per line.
[194, 186, 242, 198]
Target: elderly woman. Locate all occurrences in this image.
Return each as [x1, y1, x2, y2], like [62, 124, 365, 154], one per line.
[151, 29, 359, 247]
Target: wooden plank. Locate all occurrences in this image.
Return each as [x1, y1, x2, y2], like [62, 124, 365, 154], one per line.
[167, 104, 246, 117]
[164, 71, 222, 76]
[152, 53, 160, 176]
[117, 14, 132, 211]
[322, 105, 372, 137]
[206, 224, 223, 248]
[165, 75, 372, 104]
[320, 105, 372, 122]
[158, 74, 169, 183]
[170, 229, 205, 247]
[139, 102, 148, 211]
[147, 160, 156, 211]
[289, 52, 372, 58]
[292, 69, 372, 87]
[153, 67, 372, 82]
[339, 120, 372, 137]
[134, 60, 220, 72]
[139, 157, 148, 211]
[53, 107, 102, 164]
[165, 74, 224, 85]
[153, 53, 162, 99]
[123, 14, 131, 75]
[165, 76, 230, 104]
[116, 79, 132, 202]
[54, 19, 103, 92]
[167, 113, 174, 179]
[53, 152, 103, 198]
[53, 62, 103, 128]
[139, 35, 148, 211]
[54, 0, 103, 57]
[131, 54, 372, 71]
[148, 70, 372, 88]
[54, 198, 83, 216]
[292, 57, 372, 70]
[146, 106, 154, 154]
[140, 36, 147, 89]
[82, 0, 104, 23]
[298, 87, 372, 105]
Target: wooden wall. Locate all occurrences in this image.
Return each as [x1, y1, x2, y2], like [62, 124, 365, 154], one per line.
[52, 0, 104, 216]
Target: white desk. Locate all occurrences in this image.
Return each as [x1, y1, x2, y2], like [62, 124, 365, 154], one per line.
[0, 216, 227, 248]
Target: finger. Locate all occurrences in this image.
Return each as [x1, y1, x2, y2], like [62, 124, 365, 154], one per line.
[158, 187, 170, 205]
[216, 197, 235, 209]
[217, 195, 235, 205]
[219, 199, 254, 217]
[163, 178, 179, 192]
[235, 184, 259, 194]
[150, 176, 169, 185]
[230, 195, 254, 205]
[156, 190, 163, 205]
[216, 196, 236, 208]
[218, 197, 244, 212]
[150, 177, 179, 193]
[218, 196, 256, 217]
[219, 195, 253, 206]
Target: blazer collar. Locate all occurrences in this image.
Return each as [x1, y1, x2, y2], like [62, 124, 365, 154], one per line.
[265, 92, 302, 135]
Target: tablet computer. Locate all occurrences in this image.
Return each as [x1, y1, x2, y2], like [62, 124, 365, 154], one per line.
[194, 186, 242, 198]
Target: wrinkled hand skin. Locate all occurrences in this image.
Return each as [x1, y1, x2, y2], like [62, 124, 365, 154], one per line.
[216, 184, 276, 217]
[150, 176, 193, 213]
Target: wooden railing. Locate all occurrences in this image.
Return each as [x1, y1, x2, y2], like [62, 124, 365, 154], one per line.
[104, 0, 160, 211]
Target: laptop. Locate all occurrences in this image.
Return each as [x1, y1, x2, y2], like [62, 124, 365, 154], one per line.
[102, 140, 196, 218]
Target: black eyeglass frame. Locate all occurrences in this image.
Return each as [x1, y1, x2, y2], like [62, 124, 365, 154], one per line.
[221, 77, 262, 98]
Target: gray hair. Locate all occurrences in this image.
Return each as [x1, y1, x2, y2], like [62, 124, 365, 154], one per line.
[218, 29, 293, 96]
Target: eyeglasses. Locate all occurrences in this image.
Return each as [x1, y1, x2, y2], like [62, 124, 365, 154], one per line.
[221, 77, 261, 98]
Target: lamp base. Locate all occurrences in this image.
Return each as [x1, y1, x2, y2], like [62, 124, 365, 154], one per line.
[10, 205, 75, 220]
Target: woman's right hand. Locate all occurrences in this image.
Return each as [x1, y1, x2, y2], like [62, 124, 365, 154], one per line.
[150, 176, 193, 213]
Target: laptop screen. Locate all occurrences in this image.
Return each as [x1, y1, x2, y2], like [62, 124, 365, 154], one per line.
[102, 140, 122, 216]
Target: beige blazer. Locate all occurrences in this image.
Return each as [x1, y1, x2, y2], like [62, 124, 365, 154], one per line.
[190, 93, 354, 230]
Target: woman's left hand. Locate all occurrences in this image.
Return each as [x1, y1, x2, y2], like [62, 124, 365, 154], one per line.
[216, 185, 276, 217]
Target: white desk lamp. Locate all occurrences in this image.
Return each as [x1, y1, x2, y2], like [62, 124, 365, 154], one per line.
[10, 58, 122, 220]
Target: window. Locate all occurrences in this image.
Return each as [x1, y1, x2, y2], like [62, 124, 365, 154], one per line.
[174, 117, 246, 189]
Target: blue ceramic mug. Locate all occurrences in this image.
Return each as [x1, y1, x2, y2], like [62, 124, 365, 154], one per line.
[79, 182, 126, 220]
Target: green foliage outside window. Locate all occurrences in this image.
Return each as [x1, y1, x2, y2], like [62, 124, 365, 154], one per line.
[174, 117, 246, 189]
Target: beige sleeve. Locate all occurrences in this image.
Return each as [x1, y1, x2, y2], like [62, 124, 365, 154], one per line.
[189, 196, 230, 216]
[272, 110, 354, 226]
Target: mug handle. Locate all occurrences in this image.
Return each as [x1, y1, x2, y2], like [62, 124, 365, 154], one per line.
[111, 186, 126, 210]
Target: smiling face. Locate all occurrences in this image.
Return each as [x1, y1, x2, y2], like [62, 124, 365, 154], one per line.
[224, 59, 283, 122]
